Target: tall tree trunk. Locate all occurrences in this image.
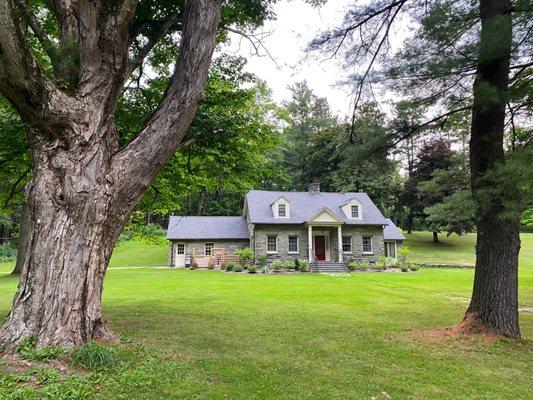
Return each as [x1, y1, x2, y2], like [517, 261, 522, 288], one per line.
[457, 0, 521, 338]
[1, 125, 129, 347]
[11, 202, 30, 275]
[432, 231, 439, 243]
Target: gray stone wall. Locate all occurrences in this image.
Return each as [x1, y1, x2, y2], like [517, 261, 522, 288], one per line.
[183, 240, 249, 256]
[342, 225, 385, 260]
[252, 224, 384, 263]
[253, 224, 309, 262]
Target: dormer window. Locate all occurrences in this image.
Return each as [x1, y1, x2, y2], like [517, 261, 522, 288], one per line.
[342, 198, 362, 220]
[272, 196, 290, 218]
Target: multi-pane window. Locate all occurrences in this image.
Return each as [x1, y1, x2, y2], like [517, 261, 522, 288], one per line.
[362, 236, 373, 253]
[278, 203, 286, 217]
[288, 236, 298, 253]
[267, 236, 277, 253]
[205, 242, 214, 256]
[351, 205, 359, 218]
[385, 242, 397, 259]
[342, 235, 352, 253]
[176, 243, 185, 255]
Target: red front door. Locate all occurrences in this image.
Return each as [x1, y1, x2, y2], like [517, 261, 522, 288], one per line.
[314, 235, 326, 261]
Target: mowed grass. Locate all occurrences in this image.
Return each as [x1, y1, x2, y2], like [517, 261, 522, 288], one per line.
[405, 231, 533, 268]
[0, 233, 532, 399]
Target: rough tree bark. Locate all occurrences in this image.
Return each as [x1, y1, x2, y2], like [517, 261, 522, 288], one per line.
[432, 231, 439, 243]
[0, 0, 223, 348]
[456, 0, 521, 338]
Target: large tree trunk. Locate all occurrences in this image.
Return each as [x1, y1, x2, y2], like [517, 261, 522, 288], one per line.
[457, 0, 521, 338]
[432, 231, 439, 243]
[1, 124, 129, 347]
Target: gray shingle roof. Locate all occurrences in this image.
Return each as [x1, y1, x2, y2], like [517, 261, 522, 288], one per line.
[245, 190, 388, 225]
[383, 218, 406, 240]
[166, 216, 249, 240]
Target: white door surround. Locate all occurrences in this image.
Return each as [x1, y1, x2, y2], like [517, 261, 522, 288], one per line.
[173, 242, 186, 267]
[312, 230, 331, 261]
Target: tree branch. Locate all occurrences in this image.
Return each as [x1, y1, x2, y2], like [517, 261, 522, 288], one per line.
[3, 166, 31, 208]
[118, 0, 140, 31]
[0, 0, 60, 121]
[176, 129, 225, 151]
[125, 11, 182, 78]
[14, 0, 58, 62]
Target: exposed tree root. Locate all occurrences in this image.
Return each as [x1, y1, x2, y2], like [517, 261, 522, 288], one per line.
[451, 313, 519, 339]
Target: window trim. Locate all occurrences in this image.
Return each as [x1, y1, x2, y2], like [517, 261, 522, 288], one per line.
[341, 235, 352, 253]
[362, 236, 373, 254]
[176, 243, 185, 255]
[267, 235, 278, 254]
[288, 235, 299, 254]
[350, 204, 359, 219]
[205, 242, 214, 256]
[278, 203, 287, 218]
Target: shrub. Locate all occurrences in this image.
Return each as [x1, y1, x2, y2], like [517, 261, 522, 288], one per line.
[70, 341, 118, 371]
[16, 337, 64, 362]
[235, 247, 254, 268]
[233, 264, 243, 272]
[347, 260, 356, 271]
[226, 263, 235, 271]
[409, 265, 419, 271]
[0, 242, 16, 263]
[256, 254, 268, 267]
[398, 244, 410, 262]
[296, 259, 309, 272]
[207, 258, 215, 269]
[401, 266, 409, 272]
[358, 262, 368, 271]
[283, 260, 294, 270]
[248, 264, 257, 274]
[190, 257, 198, 270]
[272, 260, 283, 273]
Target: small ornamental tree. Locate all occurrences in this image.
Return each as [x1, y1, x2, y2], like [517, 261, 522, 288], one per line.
[235, 247, 254, 268]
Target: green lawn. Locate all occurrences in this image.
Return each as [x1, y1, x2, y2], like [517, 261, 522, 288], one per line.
[0, 233, 532, 399]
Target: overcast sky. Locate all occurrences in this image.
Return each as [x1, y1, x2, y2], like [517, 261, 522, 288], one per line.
[220, 0, 357, 119]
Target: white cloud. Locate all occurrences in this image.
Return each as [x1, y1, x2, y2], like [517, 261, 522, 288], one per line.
[220, 0, 357, 118]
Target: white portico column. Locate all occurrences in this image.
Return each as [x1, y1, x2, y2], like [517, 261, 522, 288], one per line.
[308, 225, 313, 263]
[337, 225, 343, 263]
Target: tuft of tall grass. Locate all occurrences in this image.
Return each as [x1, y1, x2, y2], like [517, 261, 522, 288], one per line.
[69, 341, 118, 371]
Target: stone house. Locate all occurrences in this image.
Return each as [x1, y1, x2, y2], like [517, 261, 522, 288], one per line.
[167, 184, 405, 270]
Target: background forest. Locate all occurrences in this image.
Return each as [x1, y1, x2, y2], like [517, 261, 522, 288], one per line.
[0, 57, 531, 256]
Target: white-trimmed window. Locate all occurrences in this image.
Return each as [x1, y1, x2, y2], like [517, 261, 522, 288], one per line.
[351, 205, 359, 219]
[205, 242, 214, 256]
[176, 243, 185, 255]
[342, 235, 352, 253]
[278, 203, 287, 217]
[267, 236, 277, 253]
[288, 236, 299, 253]
[362, 236, 373, 253]
[385, 241, 397, 259]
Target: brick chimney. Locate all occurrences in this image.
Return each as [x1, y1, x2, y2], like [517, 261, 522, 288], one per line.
[309, 183, 320, 195]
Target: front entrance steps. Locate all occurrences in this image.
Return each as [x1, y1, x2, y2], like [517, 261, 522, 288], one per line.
[313, 261, 348, 273]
